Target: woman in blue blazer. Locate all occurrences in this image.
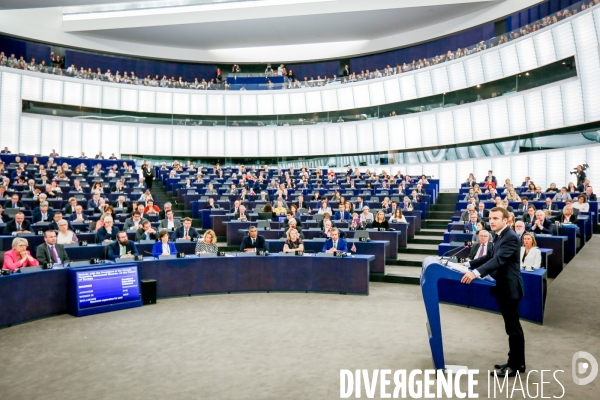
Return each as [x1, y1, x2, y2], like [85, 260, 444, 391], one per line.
[152, 229, 178, 257]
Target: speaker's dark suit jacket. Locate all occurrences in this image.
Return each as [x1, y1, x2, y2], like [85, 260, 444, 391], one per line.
[36, 243, 71, 265]
[468, 227, 523, 300]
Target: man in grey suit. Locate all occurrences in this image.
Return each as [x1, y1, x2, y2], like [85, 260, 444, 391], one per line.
[158, 210, 181, 231]
[123, 211, 143, 231]
[36, 230, 71, 265]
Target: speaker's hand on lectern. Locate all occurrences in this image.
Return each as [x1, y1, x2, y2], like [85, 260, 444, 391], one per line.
[460, 270, 476, 284]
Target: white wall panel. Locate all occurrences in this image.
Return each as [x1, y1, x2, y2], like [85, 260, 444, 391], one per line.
[546, 149, 565, 187]
[101, 124, 120, 157]
[436, 111, 454, 145]
[138, 90, 156, 113]
[491, 157, 511, 186]
[507, 95, 527, 135]
[102, 86, 120, 110]
[275, 129, 292, 156]
[83, 84, 102, 108]
[42, 79, 63, 104]
[242, 130, 259, 157]
[565, 148, 587, 186]
[419, 114, 437, 147]
[206, 94, 224, 115]
[172, 128, 190, 156]
[464, 56, 485, 87]
[224, 94, 241, 115]
[273, 93, 290, 115]
[292, 127, 309, 156]
[173, 93, 191, 115]
[488, 99, 510, 139]
[387, 119, 405, 150]
[453, 107, 473, 143]
[64, 81, 83, 107]
[324, 125, 342, 155]
[155, 127, 173, 156]
[207, 130, 225, 156]
[561, 80, 585, 126]
[471, 104, 491, 141]
[510, 155, 529, 186]
[356, 123, 374, 153]
[422, 164, 439, 180]
[573, 13, 600, 122]
[81, 123, 101, 157]
[41, 119, 62, 156]
[225, 130, 242, 157]
[516, 37, 538, 72]
[258, 130, 276, 157]
[61, 120, 81, 157]
[372, 121, 389, 152]
[21, 75, 42, 101]
[256, 94, 274, 115]
[542, 86, 564, 129]
[404, 117, 422, 149]
[383, 78, 402, 103]
[120, 88, 138, 111]
[190, 94, 207, 115]
[415, 71, 434, 97]
[340, 125, 358, 154]
[352, 84, 371, 108]
[336, 86, 355, 110]
[321, 89, 339, 111]
[240, 94, 258, 115]
[533, 30, 557, 67]
[289, 92, 307, 114]
[553, 21, 577, 59]
[0, 72, 21, 150]
[368, 81, 385, 106]
[438, 160, 457, 189]
[308, 127, 325, 155]
[119, 125, 137, 155]
[481, 50, 504, 81]
[190, 129, 208, 157]
[446, 62, 468, 91]
[305, 91, 322, 112]
[499, 44, 520, 77]
[137, 127, 155, 155]
[19, 117, 41, 155]
[156, 92, 173, 114]
[430, 67, 450, 95]
[524, 91, 545, 133]
[455, 161, 474, 189]
[399, 75, 417, 101]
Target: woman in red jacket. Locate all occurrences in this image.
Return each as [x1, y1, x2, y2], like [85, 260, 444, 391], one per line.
[2, 237, 39, 271]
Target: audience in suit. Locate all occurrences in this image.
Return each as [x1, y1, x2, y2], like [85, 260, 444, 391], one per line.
[107, 231, 139, 260]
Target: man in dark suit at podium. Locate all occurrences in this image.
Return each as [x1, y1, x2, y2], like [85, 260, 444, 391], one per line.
[460, 207, 525, 378]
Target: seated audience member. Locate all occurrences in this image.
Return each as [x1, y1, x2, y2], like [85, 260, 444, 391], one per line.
[359, 206, 374, 223]
[64, 197, 79, 215]
[522, 206, 537, 226]
[123, 211, 143, 231]
[69, 205, 87, 222]
[0, 205, 10, 223]
[56, 219, 79, 244]
[204, 198, 220, 209]
[542, 197, 558, 212]
[505, 188, 521, 202]
[4, 194, 26, 210]
[108, 231, 139, 261]
[389, 208, 406, 223]
[531, 186, 545, 201]
[518, 197, 530, 211]
[545, 183, 559, 193]
[171, 217, 200, 241]
[272, 200, 287, 215]
[158, 202, 172, 220]
[234, 205, 249, 221]
[144, 199, 160, 214]
[476, 202, 489, 219]
[584, 187, 597, 202]
[113, 195, 128, 211]
[321, 228, 348, 253]
[401, 196, 413, 211]
[333, 204, 351, 221]
[528, 210, 552, 235]
[33, 201, 53, 223]
[520, 233, 542, 270]
[87, 193, 102, 213]
[371, 210, 389, 230]
[36, 230, 71, 265]
[159, 210, 181, 230]
[572, 195, 589, 213]
[316, 199, 331, 215]
[283, 229, 304, 253]
[318, 213, 336, 230]
[500, 200, 514, 212]
[285, 219, 304, 239]
[152, 230, 178, 257]
[559, 205, 577, 224]
[2, 237, 39, 271]
[320, 219, 345, 238]
[464, 213, 480, 233]
[467, 230, 492, 260]
[514, 221, 526, 243]
[195, 229, 218, 254]
[460, 205, 478, 222]
[240, 226, 266, 252]
[96, 216, 119, 243]
[552, 187, 572, 202]
[463, 188, 478, 202]
[3, 212, 31, 235]
[135, 220, 157, 241]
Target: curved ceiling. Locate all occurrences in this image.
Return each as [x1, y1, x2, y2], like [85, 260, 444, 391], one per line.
[0, 0, 543, 63]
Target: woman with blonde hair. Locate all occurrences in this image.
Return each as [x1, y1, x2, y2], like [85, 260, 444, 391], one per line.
[195, 229, 218, 254]
[283, 229, 304, 253]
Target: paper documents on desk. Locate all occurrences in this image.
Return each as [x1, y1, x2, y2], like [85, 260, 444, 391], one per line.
[446, 261, 470, 273]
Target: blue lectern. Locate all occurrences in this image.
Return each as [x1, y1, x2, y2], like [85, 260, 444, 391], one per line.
[421, 256, 495, 370]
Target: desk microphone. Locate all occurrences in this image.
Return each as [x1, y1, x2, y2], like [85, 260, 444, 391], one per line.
[143, 251, 157, 259]
[439, 242, 471, 266]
